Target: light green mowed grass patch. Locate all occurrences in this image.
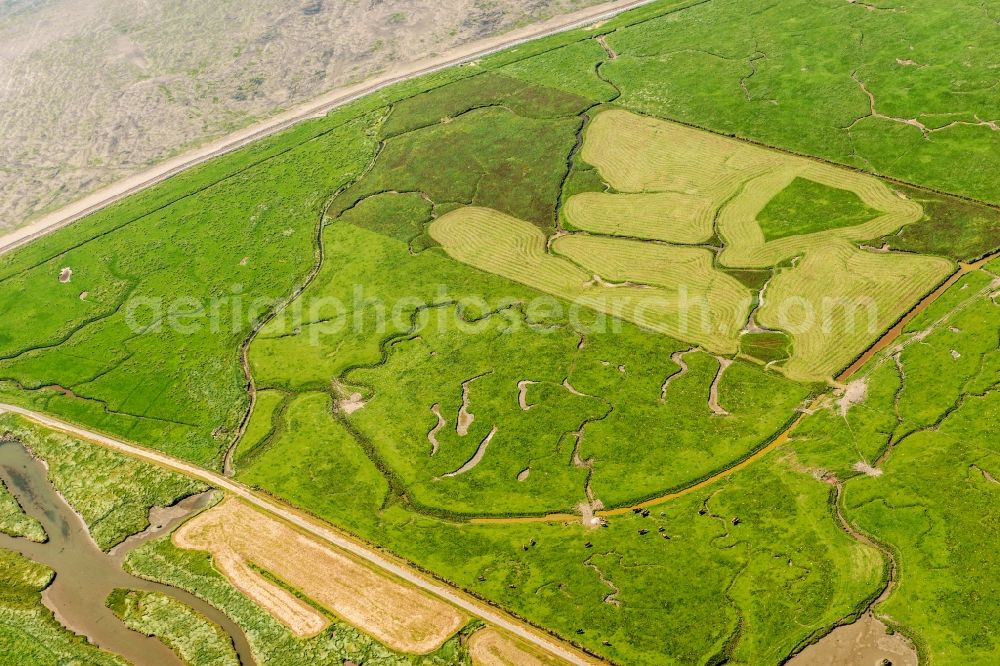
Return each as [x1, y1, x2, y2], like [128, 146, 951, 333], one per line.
[563, 191, 716, 243]
[430, 207, 750, 353]
[552, 234, 751, 339]
[756, 240, 953, 382]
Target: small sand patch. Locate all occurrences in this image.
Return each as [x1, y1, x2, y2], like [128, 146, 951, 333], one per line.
[469, 627, 568, 666]
[517, 380, 538, 411]
[440, 426, 497, 478]
[239, 256, 249, 266]
[562, 378, 591, 397]
[852, 461, 883, 477]
[336, 392, 365, 415]
[660, 349, 694, 402]
[174, 498, 466, 652]
[58, 267, 72, 283]
[789, 613, 916, 666]
[79, 291, 88, 300]
[457, 374, 488, 436]
[427, 403, 446, 455]
[837, 378, 868, 416]
[517, 468, 530, 481]
[950, 349, 961, 359]
[577, 501, 604, 529]
[708, 357, 732, 416]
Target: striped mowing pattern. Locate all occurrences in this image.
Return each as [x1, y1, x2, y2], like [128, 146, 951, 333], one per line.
[564, 191, 716, 243]
[756, 239, 953, 382]
[430, 208, 749, 353]
[433, 110, 954, 381]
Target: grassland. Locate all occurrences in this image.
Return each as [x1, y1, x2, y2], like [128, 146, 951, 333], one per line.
[756, 177, 881, 242]
[0, 0, 997, 663]
[245, 221, 809, 517]
[107, 588, 240, 666]
[788, 263, 1000, 662]
[596, 0, 1000, 206]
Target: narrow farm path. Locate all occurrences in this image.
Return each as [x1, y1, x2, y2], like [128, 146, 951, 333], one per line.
[0, 404, 603, 666]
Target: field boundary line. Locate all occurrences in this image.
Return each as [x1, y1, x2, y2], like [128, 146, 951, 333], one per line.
[0, 403, 605, 666]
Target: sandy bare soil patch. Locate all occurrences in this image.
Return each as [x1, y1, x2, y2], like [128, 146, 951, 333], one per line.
[852, 461, 883, 477]
[469, 627, 569, 665]
[837, 378, 868, 416]
[427, 403, 446, 455]
[457, 374, 488, 436]
[789, 613, 916, 666]
[174, 498, 467, 652]
[708, 357, 732, 416]
[517, 380, 538, 411]
[58, 267, 72, 283]
[440, 426, 498, 478]
[336, 392, 366, 415]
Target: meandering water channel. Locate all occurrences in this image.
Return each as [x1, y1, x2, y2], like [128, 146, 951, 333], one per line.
[0, 440, 256, 666]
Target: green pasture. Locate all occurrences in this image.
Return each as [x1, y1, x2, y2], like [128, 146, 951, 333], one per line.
[0, 0, 997, 663]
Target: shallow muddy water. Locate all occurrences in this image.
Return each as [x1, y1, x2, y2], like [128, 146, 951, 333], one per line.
[0, 440, 256, 666]
[789, 613, 917, 666]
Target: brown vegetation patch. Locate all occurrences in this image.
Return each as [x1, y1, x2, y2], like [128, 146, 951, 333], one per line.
[174, 498, 466, 652]
[469, 627, 568, 666]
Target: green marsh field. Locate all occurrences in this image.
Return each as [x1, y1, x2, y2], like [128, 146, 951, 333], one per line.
[1, 0, 999, 663]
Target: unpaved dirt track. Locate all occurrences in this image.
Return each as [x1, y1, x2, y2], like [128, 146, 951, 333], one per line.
[0, 0, 662, 257]
[0, 404, 600, 666]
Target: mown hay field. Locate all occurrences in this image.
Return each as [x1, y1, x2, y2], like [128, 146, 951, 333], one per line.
[429, 207, 749, 354]
[468, 627, 568, 665]
[563, 191, 716, 243]
[174, 498, 467, 653]
[756, 240, 953, 382]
